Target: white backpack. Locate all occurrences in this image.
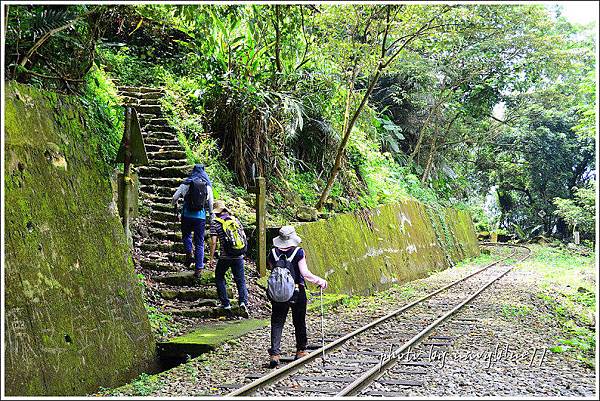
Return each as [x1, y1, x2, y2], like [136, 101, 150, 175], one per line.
[267, 248, 300, 303]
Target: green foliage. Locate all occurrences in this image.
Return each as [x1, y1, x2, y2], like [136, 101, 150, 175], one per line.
[130, 373, 163, 396]
[13, 3, 594, 233]
[522, 245, 596, 368]
[286, 171, 320, 206]
[454, 250, 496, 268]
[82, 65, 124, 169]
[5, 5, 109, 91]
[145, 304, 173, 337]
[340, 295, 363, 310]
[136, 272, 174, 338]
[472, 23, 596, 239]
[501, 303, 531, 319]
[553, 181, 596, 237]
[97, 45, 170, 86]
[540, 293, 596, 367]
[573, 69, 596, 140]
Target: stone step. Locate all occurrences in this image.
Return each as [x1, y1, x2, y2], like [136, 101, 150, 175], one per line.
[141, 99, 162, 107]
[148, 219, 180, 232]
[144, 125, 177, 134]
[145, 144, 184, 153]
[167, 298, 219, 308]
[157, 319, 267, 360]
[143, 131, 178, 141]
[142, 198, 175, 211]
[160, 287, 231, 301]
[147, 152, 186, 161]
[119, 95, 139, 105]
[153, 271, 215, 286]
[120, 96, 161, 106]
[147, 158, 189, 168]
[138, 113, 157, 122]
[147, 251, 188, 264]
[149, 209, 180, 223]
[139, 176, 182, 187]
[117, 86, 165, 94]
[145, 159, 189, 170]
[167, 305, 247, 319]
[139, 258, 179, 272]
[138, 165, 190, 178]
[141, 185, 178, 198]
[148, 227, 181, 241]
[140, 240, 186, 254]
[141, 192, 175, 205]
[117, 85, 165, 93]
[142, 199, 176, 209]
[144, 137, 180, 146]
[118, 92, 164, 102]
[140, 185, 163, 198]
[140, 92, 164, 99]
[147, 202, 178, 214]
[146, 148, 187, 160]
[135, 104, 163, 115]
[142, 249, 189, 263]
[147, 118, 170, 126]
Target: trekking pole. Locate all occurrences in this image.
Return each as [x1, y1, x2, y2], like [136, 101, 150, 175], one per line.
[320, 286, 326, 366]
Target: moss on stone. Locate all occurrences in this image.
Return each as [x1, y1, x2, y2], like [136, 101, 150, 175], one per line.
[168, 319, 268, 345]
[153, 270, 215, 286]
[4, 82, 155, 396]
[306, 293, 349, 312]
[157, 319, 268, 358]
[294, 200, 479, 295]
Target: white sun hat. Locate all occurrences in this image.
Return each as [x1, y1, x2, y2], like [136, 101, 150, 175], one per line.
[273, 225, 302, 248]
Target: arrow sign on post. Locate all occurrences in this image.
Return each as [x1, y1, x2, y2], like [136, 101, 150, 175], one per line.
[115, 107, 148, 165]
[115, 107, 148, 244]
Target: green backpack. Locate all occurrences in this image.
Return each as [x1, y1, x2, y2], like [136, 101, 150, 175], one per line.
[215, 216, 247, 256]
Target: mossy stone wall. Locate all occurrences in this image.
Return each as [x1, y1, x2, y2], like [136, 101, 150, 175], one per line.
[295, 200, 479, 295]
[4, 82, 155, 396]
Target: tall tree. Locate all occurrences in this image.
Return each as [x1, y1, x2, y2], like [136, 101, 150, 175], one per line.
[315, 4, 454, 209]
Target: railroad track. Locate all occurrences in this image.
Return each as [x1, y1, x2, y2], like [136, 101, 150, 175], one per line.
[227, 243, 531, 397]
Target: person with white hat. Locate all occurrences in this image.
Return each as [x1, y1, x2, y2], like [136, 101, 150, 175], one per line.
[267, 225, 328, 368]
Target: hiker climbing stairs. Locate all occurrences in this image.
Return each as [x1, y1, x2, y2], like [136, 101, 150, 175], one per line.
[116, 86, 245, 322]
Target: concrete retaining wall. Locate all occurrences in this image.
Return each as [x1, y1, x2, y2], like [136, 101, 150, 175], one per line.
[4, 82, 156, 395]
[293, 201, 479, 295]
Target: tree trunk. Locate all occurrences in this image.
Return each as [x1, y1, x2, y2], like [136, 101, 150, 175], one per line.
[316, 65, 382, 210]
[421, 135, 438, 183]
[274, 5, 282, 73]
[4, 5, 9, 38]
[314, 8, 448, 210]
[410, 95, 445, 162]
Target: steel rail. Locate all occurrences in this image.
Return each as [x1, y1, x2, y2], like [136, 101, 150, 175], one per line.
[228, 243, 519, 396]
[336, 243, 531, 396]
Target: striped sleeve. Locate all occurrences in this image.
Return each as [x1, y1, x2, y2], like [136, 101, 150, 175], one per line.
[210, 219, 219, 236]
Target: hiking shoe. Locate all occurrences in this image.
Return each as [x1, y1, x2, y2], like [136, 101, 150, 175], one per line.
[222, 304, 232, 310]
[239, 302, 249, 318]
[294, 350, 308, 360]
[193, 268, 203, 279]
[269, 355, 280, 369]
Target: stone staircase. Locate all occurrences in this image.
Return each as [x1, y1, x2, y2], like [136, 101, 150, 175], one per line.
[116, 85, 245, 322]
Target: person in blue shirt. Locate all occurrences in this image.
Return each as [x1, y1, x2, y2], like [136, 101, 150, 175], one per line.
[172, 164, 214, 277]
